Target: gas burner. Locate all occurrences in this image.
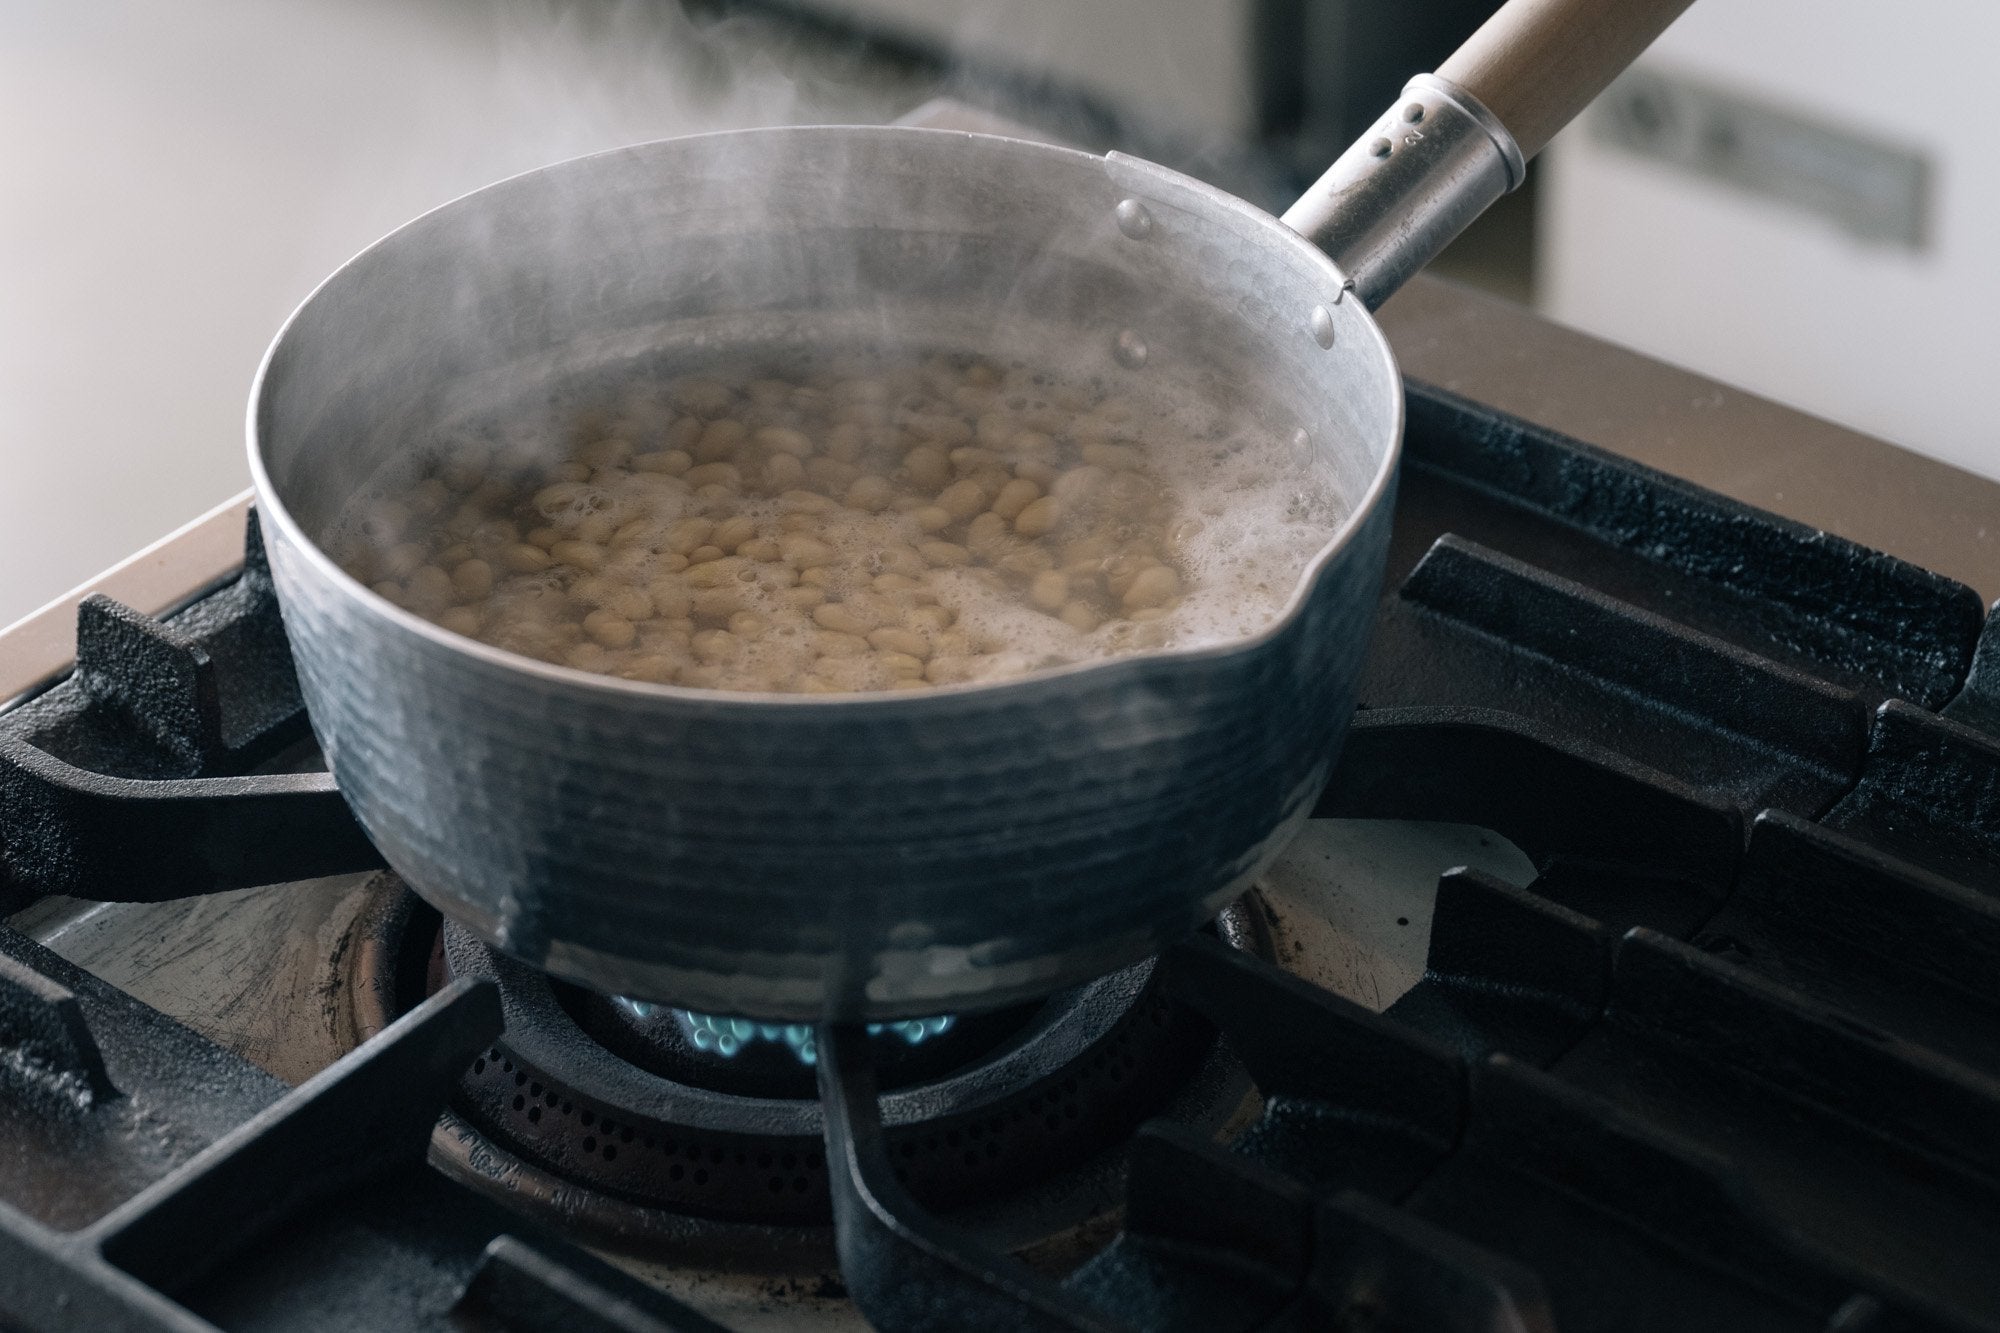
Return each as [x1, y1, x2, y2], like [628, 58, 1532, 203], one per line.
[620, 1002, 957, 1069]
[583, 988, 1013, 1101]
[348, 875, 1263, 1258]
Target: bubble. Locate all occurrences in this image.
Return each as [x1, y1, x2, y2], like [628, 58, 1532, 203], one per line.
[328, 340, 1351, 689]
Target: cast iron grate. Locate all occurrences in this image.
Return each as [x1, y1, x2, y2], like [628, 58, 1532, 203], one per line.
[1, 380, 1997, 1329]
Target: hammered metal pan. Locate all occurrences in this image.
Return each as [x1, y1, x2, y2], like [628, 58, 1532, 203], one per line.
[249, 0, 1692, 1020]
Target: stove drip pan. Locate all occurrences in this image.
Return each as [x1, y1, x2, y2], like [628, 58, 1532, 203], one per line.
[348, 875, 1260, 1261]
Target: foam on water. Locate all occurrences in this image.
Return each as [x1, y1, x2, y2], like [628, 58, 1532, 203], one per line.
[328, 343, 1349, 689]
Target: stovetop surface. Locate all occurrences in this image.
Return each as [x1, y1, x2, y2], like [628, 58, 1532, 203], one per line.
[3, 380, 2000, 1331]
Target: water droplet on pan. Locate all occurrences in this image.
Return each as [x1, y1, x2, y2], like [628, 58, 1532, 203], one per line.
[1113, 329, 1149, 368]
[1310, 305, 1337, 349]
[1114, 198, 1155, 239]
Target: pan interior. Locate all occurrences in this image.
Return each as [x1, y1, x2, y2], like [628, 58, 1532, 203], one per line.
[253, 126, 1397, 635]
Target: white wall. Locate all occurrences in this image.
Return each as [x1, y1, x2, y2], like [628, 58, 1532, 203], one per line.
[0, 0, 909, 628]
[1540, 0, 2000, 479]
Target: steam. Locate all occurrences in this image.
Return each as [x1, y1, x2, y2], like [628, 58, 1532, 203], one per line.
[260, 0, 1363, 665]
[0, 0, 944, 630]
[282, 0, 931, 282]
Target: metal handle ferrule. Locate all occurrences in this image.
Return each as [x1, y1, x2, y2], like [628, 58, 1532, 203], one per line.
[1280, 75, 1526, 311]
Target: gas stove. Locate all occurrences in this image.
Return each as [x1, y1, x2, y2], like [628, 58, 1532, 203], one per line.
[6, 345, 2000, 1329]
[7, 108, 2000, 1333]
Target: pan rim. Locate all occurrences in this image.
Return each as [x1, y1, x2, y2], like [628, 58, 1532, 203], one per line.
[247, 123, 1404, 709]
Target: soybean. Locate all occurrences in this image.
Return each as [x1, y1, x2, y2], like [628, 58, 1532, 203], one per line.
[332, 350, 1226, 695]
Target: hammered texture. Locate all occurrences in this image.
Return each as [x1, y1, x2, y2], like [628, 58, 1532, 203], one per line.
[250, 128, 1401, 1021]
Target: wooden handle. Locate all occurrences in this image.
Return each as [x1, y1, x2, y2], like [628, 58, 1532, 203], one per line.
[1436, 0, 1696, 159]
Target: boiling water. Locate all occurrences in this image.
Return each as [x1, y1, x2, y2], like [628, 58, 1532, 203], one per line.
[329, 345, 1348, 691]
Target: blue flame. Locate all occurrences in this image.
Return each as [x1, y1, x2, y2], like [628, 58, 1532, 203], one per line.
[617, 998, 953, 1065]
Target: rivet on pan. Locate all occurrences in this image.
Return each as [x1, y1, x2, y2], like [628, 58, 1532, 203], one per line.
[1115, 198, 1155, 240]
[1113, 329, 1149, 368]
[1370, 137, 1393, 158]
[1310, 305, 1337, 349]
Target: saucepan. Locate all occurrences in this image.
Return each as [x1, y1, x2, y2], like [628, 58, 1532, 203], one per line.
[249, 0, 1693, 1021]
